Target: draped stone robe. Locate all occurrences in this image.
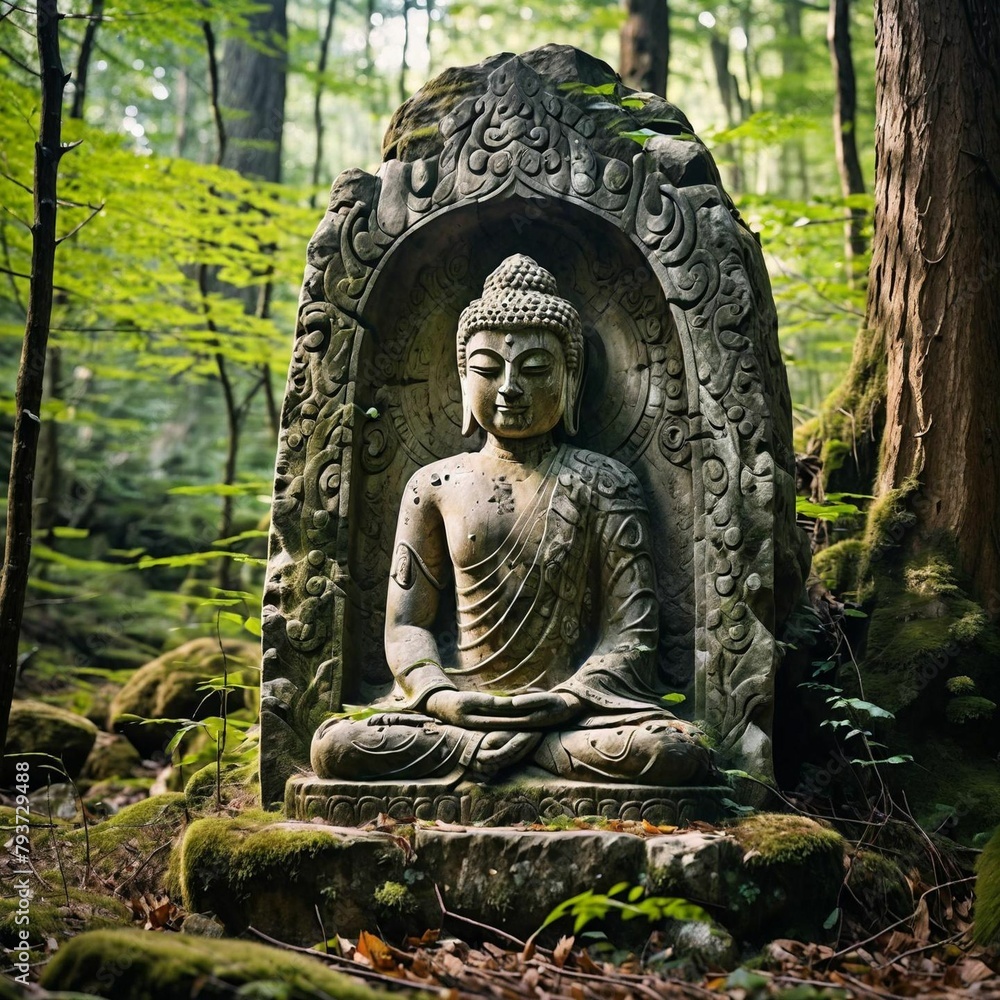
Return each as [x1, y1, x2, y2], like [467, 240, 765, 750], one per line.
[381, 444, 672, 724]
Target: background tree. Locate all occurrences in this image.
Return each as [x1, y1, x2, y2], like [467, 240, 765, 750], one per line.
[0, 0, 71, 754]
[619, 0, 668, 96]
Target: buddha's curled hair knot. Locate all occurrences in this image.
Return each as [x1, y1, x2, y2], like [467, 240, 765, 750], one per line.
[457, 254, 583, 375]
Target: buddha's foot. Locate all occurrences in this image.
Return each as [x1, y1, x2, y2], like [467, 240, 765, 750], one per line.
[310, 716, 539, 782]
[533, 719, 713, 785]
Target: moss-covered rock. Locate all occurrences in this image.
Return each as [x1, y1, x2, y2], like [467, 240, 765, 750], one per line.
[108, 637, 259, 756]
[974, 825, 1000, 946]
[2, 700, 98, 789]
[844, 849, 913, 926]
[39, 927, 391, 999]
[811, 539, 865, 596]
[179, 815, 432, 944]
[727, 813, 847, 939]
[78, 733, 144, 784]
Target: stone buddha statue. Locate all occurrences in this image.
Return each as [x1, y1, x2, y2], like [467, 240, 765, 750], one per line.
[311, 255, 712, 786]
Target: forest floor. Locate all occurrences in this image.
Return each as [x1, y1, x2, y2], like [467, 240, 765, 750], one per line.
[6, 778, 1000, 999]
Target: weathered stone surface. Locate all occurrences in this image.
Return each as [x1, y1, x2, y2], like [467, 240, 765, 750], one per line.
[646, 831, 744, 908]
[417, 827, 645, 935]
[2, 699, 98, 788]
[109, 638, 258, 756]
[39, 927, 391, 1000]
[287, 774, 729, 826]
[178, 814, 847, 946]
[263, 42, 809, 811]
[179, 817, 435, 944]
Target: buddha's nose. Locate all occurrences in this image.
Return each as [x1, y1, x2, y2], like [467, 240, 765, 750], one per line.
[499, 368, 523, 399]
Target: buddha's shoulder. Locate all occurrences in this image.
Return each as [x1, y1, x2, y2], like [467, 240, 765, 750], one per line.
[559, 447, 646, 508]
[403, 453, 480, 493]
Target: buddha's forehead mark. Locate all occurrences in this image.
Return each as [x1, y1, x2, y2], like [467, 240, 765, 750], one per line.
[467, 328, 561, 364]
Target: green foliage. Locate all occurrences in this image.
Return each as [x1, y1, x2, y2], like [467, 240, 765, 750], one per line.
[538, 881, 710, 935]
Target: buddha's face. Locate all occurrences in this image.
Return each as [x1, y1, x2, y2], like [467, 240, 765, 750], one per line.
[464, 328, 567, 439]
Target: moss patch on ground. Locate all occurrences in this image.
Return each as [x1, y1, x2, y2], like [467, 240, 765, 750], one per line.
[0, 887, 132, 948]
[40, 927, 390, 999]
[29, 793, 190, 898]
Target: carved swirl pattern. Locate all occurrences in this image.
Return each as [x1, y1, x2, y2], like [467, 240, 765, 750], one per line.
[262, 53, 798, 802]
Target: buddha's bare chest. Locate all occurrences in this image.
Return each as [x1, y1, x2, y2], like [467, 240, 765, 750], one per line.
[437, 465, 553, 567]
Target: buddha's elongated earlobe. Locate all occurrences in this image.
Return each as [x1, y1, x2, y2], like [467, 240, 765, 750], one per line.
[562, 368, 582, 437]
[460, 376, 476, 436]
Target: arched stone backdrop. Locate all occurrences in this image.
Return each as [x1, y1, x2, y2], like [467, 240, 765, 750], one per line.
[261, 45, 809, 809]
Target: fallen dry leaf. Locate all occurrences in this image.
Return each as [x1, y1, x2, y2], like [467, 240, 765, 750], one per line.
[552, 935, 574, 968]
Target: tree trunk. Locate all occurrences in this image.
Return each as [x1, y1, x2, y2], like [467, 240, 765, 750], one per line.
[0, 0, 68, 755]
[311, 0, 338, 197]
[218, 0, 287, 181]
[780, 0, 808, 199]
[34, 346, 60, 533]
[869, 0, 1000, 603]
[36, 0, 104, 534]
[829, 0, 867, 278]
[619, 0, 668, 97]
[400, 0, 412, 105]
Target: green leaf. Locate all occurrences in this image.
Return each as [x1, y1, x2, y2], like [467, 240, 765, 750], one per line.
[843, 608, 868, 618]
[50, 526, 90, 539]
[823, 907, 841, 930]
[660, 692, 686, 704]
[727, 968, 771, 991]
[856, 755, 914, 767]
[829, 697, 894, 719]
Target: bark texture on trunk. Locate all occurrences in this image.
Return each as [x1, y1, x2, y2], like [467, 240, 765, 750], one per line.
[0, 1, 68, 753]
[870, 0, 1000, 602]
[218, 0, 288, 182]
[620, 0, 669, 97]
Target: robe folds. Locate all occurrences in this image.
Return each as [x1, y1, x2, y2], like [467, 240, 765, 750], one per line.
[382, 445, 674, 726]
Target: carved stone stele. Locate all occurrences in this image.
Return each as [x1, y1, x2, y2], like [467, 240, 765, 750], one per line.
[261, 44, 809, 810]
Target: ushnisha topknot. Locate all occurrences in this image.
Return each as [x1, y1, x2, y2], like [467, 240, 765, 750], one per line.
[457, 255, 583, 375]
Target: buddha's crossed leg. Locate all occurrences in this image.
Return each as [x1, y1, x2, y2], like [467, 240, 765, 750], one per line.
[311, 714, 711, 785]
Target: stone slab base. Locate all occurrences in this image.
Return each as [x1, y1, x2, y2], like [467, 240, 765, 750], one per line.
[179, 816, 845, 948]
[285, 772, 731, 826]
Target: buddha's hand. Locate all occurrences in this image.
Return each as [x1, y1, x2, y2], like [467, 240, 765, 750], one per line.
[425, 690, 582, 730]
